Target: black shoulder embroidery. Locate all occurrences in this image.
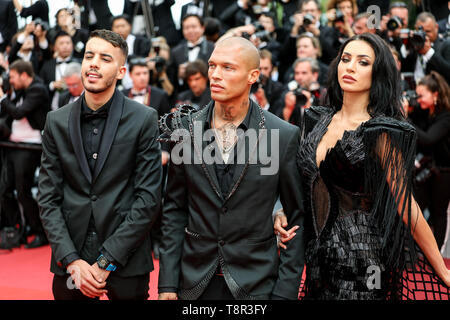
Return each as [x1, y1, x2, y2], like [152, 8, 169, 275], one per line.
[158, 104, 197, 143]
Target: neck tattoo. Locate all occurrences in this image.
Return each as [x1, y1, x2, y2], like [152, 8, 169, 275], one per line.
[213, 108, 238, 160]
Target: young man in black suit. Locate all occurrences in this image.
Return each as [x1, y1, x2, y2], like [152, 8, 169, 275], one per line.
[38, 29, 162, 300]
[170, 14, 215, 94]
[158, 37, 305, 300]
[122, 58, 170, 120]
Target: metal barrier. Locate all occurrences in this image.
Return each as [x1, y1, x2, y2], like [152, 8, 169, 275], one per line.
[0, 141, 42, 151]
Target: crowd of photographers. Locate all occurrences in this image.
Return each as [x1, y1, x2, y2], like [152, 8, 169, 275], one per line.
[0, 0, 449, 253]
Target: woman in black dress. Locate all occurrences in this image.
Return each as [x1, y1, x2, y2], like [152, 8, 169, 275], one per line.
[275, 33, 450, 299]
[409, 71, 450, 252]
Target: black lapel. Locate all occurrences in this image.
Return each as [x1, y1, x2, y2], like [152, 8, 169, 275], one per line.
[190, 101, 223, 201]
[92, 90, 124, 183]
[224, 100, 266, 202]
[68, 95, 92, 183]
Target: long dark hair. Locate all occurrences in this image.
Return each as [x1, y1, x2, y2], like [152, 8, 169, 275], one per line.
[417, 71, 450, 114]
[326, 33, 404, 119]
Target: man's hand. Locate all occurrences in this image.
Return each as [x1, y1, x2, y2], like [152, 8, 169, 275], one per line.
[52, 80, 66, 91]
[67, 259, 108, 298]
[158, 292, 178, 300]
[274, 209, 299, 250]
[254, 87, 268, 108]
[92, 262, 111, 283]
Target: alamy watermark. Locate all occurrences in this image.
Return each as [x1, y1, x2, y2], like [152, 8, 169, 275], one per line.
[168, 121, 281, 176]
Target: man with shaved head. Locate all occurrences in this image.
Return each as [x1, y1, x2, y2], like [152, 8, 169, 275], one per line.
[158, 37, 305, 300]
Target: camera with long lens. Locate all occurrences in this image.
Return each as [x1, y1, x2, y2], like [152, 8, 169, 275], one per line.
[387, 15, 403, 31]
[250, 74, 268, 94]
[149, 56, 166, 74]
[404, 90, 418, 106]
[251, 21, 265, 32]
[288, 81, 308, 107]
[0, 72, 10, 94]
[408, 27, 427, 51]
[303, 13, 315, 26]
[253, 30, 272, 42]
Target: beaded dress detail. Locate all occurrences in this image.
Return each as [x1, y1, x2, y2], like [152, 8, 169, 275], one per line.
[297, 106, 449, 300]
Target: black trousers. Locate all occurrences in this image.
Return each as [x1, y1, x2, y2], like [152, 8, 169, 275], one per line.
[0, 147, 42, 233]
[197, 274, 235, 300]
[52, 272, 150, 300]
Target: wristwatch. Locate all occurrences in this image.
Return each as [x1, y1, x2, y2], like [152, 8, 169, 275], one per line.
[97, 254, 117, 271]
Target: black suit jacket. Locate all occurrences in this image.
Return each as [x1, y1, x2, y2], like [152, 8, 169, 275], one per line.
[57, 90, 81, 108]
[0, 0, 18, 52]
[38, 90, 163, 277]
[122, 86, 170, 119]
[170, 39, 215, 68]
[401, 38, 450, 83]
[0, 78, 50, 131]
[39, 57, 81, 100]
[130, 35, 151, 58]
[158, 100, 305, 299]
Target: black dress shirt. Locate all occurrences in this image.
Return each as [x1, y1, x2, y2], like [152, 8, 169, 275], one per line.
[205, 102, 253, 197]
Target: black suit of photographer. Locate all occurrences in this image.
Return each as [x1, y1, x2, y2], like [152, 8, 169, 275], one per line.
[401, 37, 450, 84]
[0, 78, 50, 241]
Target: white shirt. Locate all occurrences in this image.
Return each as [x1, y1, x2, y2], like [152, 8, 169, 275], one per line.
[414, 47, 435, 82]
[9, 97, 41, 144]
[187, 37, 204, 62]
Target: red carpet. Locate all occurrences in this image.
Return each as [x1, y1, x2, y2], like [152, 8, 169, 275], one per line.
[0, 244, 449, 300]
[0, 244, 159, 300]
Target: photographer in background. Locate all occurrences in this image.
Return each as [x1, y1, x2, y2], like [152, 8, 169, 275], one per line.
[401, 12, 450, 84]
[250, 49, 284, 115]
[276, 57, 326, 126]
[405, 72, 450, 251]
[280, 0, 336, 78]
[0, 59, 50, 249]
[282, 33, 329, 86]
[8, 20, 51, 74]
[249, 12, 283, 63]
[147, 37, 175, 102]
[48, 8, 89, 60]
[325, 0, 357, 48]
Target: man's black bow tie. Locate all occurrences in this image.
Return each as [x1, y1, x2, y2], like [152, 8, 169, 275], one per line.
[188, 44, 201, 50]
[56, 59, 72, 65]
[82, 109, 108, 120]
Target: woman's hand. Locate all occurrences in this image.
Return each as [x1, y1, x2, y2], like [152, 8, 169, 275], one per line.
[274, 209, 299, 250]
[443, 269, 450, 287]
